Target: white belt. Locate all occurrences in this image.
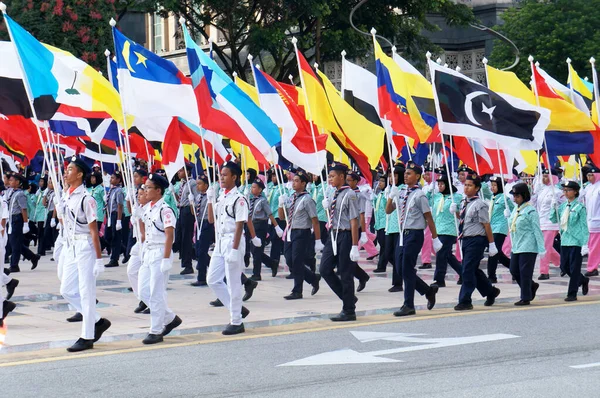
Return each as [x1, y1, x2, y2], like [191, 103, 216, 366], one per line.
[145, 242, 165, 249]
[72, 234, 91, 240]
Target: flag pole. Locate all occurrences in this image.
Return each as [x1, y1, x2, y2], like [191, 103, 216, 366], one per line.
[426, 52, 461, 257]
[591, 57, 600, 131]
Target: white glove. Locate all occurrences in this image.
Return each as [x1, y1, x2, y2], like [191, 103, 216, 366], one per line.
[278, 194, 288, 208]
[116, 220, 122, 231]
[160, 258, 172, 272]
[206, 186, 216, 203]
[314, 239, 324, 252]
[103, 193, 108, 203]
[449, 203, 458, 213]
[322, 197, 330, 209]
[550, 197, 557, 209]
[57, 221, 62, 230]
[23, 223, 30, 234]
[359, 232, 368, 244]
[582, 245, 589, 256]
[93, 259, 104, 278]
[53, 195, 60, 208]
[251, 236, 262, 247]
[349, 245, 360, 262]
[433, 237, 443, 252]
[275, 225, 284, 238]
[488, 242, 498, 257]
[132, 206, 143, 220]
[50, 218, 57, 228]
[126, 192, 131, 202]
[389, 185, 400, 200]
[187, 193, 195, 204]
[503, 208, 511, 218]
[226, 248, 239, 263]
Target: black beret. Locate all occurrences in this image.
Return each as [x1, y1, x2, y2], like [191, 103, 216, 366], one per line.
[406, 161, 422, 174]
[457, 165, 473, 174]
[587, 167, 599, 174]
[70, 156, 91, 175]
[561, 180, 580, 190]
[295, 168, 310, 183]
[252, 178, 265, 190]
[509, 182, 529, 196]
[148, 173, 169, 189]
[424, 164, 433, 172]
[329, 162, 348, 173]
[347, 171, 361, 181]
[466, 174, 482, 184]
[489, 176, 502, 184]
[197, 173, 209, 184]
[221, 161, 242, 176]
[134, 168, 148, 177]
[542, 167, 562, 176]
[154, 169, 166, 175]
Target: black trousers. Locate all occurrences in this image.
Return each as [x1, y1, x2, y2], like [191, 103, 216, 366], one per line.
[509, 252, 537, 301]
[269, 219, 286, 265]
[39, 213, 58, 255]
[105, 212, 122, 262]
[487, 233, 510, 278]
[284, 229, 317, 294]
[251, 220, 272, 277]
[388, 233, 403, 287]
[560, 246, 586, 298]
[375, 229, 388, 270]
[398, 230, 430, 309]
[8, 214, 35, 268]
[458, 236, 494, 305]
[195, 220, 214, 283]
[319, 221, 328, 245]
[434, 234, 462, 283]
[177, 207, 195, 268]
[319, 230, 356, 313]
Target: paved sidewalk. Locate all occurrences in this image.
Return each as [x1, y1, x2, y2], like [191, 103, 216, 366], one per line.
[1, 245, 597, 355]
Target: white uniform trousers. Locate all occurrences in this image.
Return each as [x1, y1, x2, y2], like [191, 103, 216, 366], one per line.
[54, 232, 65, 281]
[126, 242, 142, 299]
[59, 237, 100, 340]
[139, 247, 175, 334]
[207, 234, 245, 326]
[0, 273, 10, 306]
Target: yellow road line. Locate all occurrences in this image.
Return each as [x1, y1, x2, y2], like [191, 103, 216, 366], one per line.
[1, 297, 598, 368]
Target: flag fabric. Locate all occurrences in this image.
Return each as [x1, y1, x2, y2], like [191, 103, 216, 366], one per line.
[452, 136, 513, 177]
[160, 118, 186, 181]
[253, 64, 327, 175]
[568, 63, 593, 110]
[537, 64, 589, 114]
[181, 25, 280, 164]
[49, 114, 120, 144]
[430, 60, 550, 151]
[0, 41, 37, 118]
[341, 58, 382, 127]
[177, 118, 228, 165]
[0, 114, 42, 160]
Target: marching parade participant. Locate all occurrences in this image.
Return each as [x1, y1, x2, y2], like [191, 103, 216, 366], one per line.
[550, 181, 591, 301]
[419, 165, 435, 270]
[346, 171, 371, 292]
[487, 176, 514, 283]
[373, 174, 390, 273]
[583, 166, 600, 277]
[128, 186, 149, 314]
[174, 164, 197, 276]
[507, 183, 544, 305]
[191, 173, 213, 287]
[60, 156, 111, 352]
[206, 161, 251, 335]
[385, 164, 405, 292]
[248, 178, 279, 280]
[279, 168, 321, 300]
[138, 173, 182, 344]
[105, 171, 125, 268]
[386, 161, 442, 316]
[7, 173, 39, 272]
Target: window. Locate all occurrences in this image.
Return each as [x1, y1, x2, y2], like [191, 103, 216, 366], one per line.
[153, 13, 164, 53]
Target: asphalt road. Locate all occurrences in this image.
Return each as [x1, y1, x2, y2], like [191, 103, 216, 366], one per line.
[2, 302, 600, 398]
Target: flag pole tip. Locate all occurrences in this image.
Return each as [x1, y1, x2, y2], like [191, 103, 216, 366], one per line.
[443, 63, 448, 68]
[391, 46, 397, 53]
[425, 51, 432, 59]
[232, 72, 237, 77]
[535, 61, 540, 67]
[208, 37, 213, 43]
[314, 62, 319, 69]
[341, 50, 346, 57]
[247, 53, 253, 61]
[436, 58, 442, 64]
[291, 37, 298, 45]
[482, 57, 488, 65]
[527, 55, 534, 62]
[104, 49, 111, 57]
[370, 27, 376, 35]
[566, 57, 572, 64]
[455, 66, 461, 72]
[288, 74, 293, 80]
[109, 18, 116, 27]
[178, 16, 186, 25]
[256, 64, 261, 70]
[0, 2, 6, 12]
[590, 57, 596, 64]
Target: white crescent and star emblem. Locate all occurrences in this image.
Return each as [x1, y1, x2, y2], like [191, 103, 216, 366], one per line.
[464, 91, 495, 126]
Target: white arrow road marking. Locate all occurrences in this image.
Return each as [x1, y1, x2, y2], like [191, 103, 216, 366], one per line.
[279, 332, 520, 367]
[570, 362, 600, 369]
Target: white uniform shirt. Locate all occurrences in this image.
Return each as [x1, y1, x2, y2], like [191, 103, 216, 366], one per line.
[63, 185, 97, 235]
[532, 184, 564, 231]
[359, 184, 373, 219]
[143, 198, 175, 246]
[214, 186, 248, 235]
[584, 180, 600, 232]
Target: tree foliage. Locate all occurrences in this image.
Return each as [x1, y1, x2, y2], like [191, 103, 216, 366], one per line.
[145, 0, 474, 81]
[489, 0, 600, 83]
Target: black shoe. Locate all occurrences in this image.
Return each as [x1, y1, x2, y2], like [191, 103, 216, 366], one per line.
[271, 261, 279, 277]
[241, 306, 250, 319]
[366, 254, 379, 261]
[484, 287, 501, 307]
[3, 268, 10, 276]
[30, 254, 40, 270]
[93, 318, 112, 342]
[565, 296, 577, 302]
[2, 300, 16, 320]
[284, 292, 303, 300]
[122, 255, 130, 265]
[66, 312, 83, 322]
[426, 285, 438, 310]
[488, 276, 498, 284]
[514, 300, 530, 306]
[191, 280, 207, 287]
[311, 274, 321, 296]
[434, 279, 446, 288]
[134, 301, 148, 314]
[105, 260, 119, 268]
[127, 287, 133, 292]
[582, 277, 590, 296]
[538, 274, 550, 280]
[357, 275, 369, 293]
[142, 308, 151, 314]
[457, 277, 463, 285]
[210, 298, 224, 307]
[66, 338, 94, 352]
[454, 303, 474, 311]
[418, 263, 432, 269]
[222, 323, 245, 335]
[250, 275, 262, 282]
[5, 278, 19, 301]
[330, 311, 356, 322]
[9, 266, 20, 273]
[393, 306, 416, 317]
[585, 269, 599, 277]
[372, 268, 386, 273]
[142, 333, 164, 344]
[243, 279, 258, 302]
[180, 267, 194, 275]
[388, 285, 403, 293]
[162, 315, 182, 336]
[285, 274, 294, 279]
[560, 271, 566, 277]
[531, 282, 540, 301]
